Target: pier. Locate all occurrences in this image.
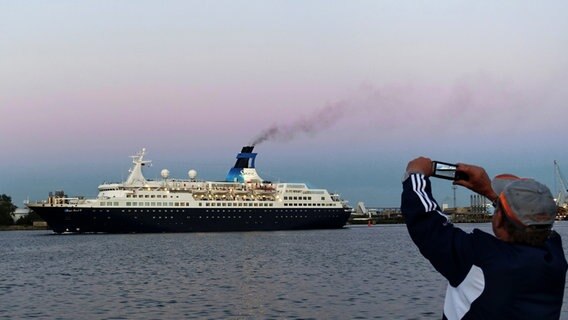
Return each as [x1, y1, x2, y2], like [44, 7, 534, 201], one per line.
[348, 200, 494, 225]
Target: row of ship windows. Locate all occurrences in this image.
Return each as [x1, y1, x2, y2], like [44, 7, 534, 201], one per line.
[98, 214, 342, 220]
[147, 215, 340, 219]
[202, 202, 334, 207]
[202, 202, 273, 207]
[124, 194, 326, 201]
[126, 194, 180, 199]
[282, 196, 327, 201]
[118, 195, 326, 202]
[100, 201, 336, 207]
[107, 202, 276, 207]
[100, 208, 337, 214]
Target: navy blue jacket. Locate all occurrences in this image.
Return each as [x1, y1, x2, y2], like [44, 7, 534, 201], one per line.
[401, 173, 567, 320]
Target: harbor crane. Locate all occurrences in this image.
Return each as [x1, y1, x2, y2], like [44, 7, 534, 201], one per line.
[554, 160, 568, 208]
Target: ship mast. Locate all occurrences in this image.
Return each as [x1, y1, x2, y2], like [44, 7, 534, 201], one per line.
[125, 148, 151, 187]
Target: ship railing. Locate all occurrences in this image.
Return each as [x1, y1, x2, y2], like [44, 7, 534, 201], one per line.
[56, 197, 83, 205]
[27, 200, 50, 205]
[29, 197, 86, 206]
[71, 198, 88, 205]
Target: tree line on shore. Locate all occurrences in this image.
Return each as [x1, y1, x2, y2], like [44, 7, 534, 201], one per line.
[0, 194, 41, 226]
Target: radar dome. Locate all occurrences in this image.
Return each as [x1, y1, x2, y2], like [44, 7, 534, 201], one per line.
[188, 169, 197, 180]
[161, 169, 170, 179]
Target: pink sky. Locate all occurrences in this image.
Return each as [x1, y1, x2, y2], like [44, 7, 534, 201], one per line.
[2, 1, 568, 207]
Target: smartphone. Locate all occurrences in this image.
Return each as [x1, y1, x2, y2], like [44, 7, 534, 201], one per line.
[432, 161, 468, 181]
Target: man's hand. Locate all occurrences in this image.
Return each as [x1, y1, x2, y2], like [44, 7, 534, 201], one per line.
[454, 163, 498, 201]
[405, 157, 434, 177]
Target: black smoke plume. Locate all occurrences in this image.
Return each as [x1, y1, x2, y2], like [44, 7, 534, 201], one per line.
[251, 101, 347, 146]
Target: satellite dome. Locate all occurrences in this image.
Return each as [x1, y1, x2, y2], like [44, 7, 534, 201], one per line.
[161, 169, 170, 179]
[188, 169, 197, 180]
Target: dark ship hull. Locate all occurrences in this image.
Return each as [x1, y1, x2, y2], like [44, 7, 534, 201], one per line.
[30, 205, 351, 233]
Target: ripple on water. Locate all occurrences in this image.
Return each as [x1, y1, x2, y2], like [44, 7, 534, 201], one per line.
[2, 223, 568, 319]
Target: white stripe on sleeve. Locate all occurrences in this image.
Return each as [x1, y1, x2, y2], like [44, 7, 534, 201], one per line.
[411, 174, 436, 211]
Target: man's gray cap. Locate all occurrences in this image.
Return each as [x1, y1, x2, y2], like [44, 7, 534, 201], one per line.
[492, 174, 557, 227]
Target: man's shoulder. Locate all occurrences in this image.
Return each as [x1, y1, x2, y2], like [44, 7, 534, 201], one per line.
[468, 228, 508, 254]
[547, 231, 567, 257]
[549, 230, 564, 244]
[471, 228, 497, 241]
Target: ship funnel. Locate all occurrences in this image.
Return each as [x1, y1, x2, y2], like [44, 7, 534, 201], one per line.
[233, 146, 255, 169]
[226, 146, 263, 183]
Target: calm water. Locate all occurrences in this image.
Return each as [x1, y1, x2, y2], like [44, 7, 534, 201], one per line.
[2, 223, 568, 319]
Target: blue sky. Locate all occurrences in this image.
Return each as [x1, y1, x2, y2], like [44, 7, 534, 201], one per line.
[1, 1, 568, 208]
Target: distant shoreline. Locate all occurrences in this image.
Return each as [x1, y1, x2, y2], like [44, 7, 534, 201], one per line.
[0, 225, 48, 231]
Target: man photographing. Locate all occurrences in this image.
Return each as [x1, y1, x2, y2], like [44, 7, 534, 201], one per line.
[401, 157, 567, 319]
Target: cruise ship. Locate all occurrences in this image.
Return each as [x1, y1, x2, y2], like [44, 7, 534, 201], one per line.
[27, 146, 352, 233]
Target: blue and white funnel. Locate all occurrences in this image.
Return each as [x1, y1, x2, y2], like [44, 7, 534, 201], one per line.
[226, 146, 263, 183]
